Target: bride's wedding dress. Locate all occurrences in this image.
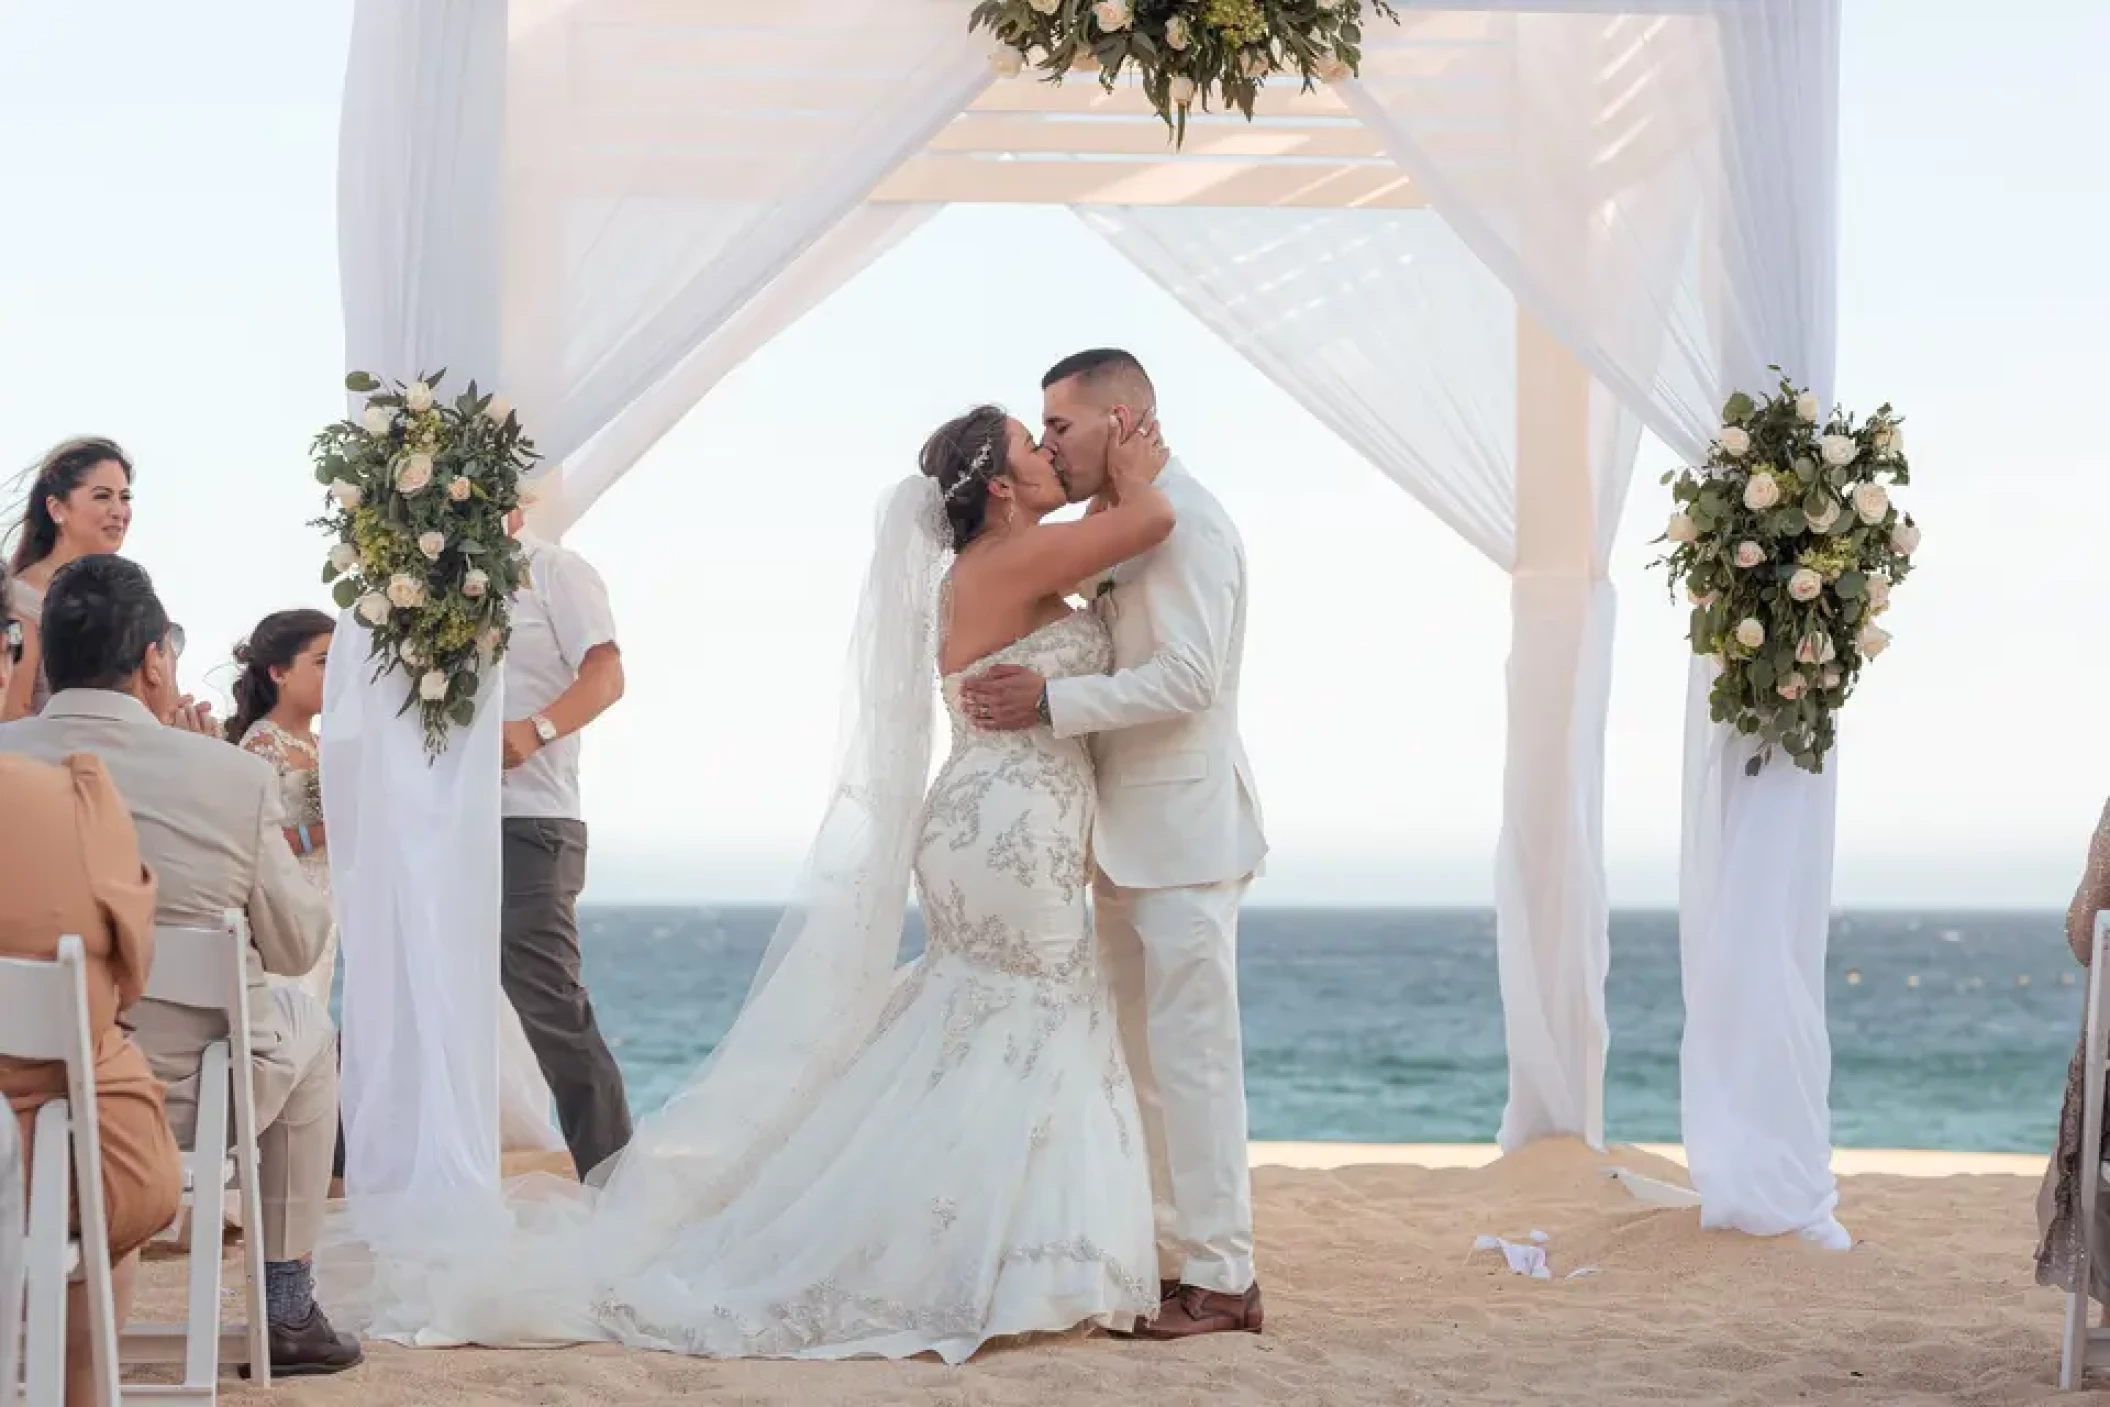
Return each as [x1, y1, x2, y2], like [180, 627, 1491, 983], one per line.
[325, 587, 1157, 1361]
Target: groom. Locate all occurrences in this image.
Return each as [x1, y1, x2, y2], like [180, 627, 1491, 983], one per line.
[963, 349, 1268, 1339]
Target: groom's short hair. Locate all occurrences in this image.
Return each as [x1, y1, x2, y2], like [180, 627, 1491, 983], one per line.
[1042, 348, 1154, 408]
[42, 554, 170, 694]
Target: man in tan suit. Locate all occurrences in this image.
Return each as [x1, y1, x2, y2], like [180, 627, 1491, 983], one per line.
[0, 556, 361, 1376]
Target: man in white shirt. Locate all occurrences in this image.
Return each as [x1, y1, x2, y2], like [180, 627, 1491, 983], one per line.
[499, 516, 631, 1177]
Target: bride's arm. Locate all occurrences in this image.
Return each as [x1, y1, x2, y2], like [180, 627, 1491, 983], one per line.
[987, 488, 1173, 605]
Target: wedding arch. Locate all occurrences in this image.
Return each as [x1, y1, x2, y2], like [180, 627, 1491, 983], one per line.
[329, 0, 1846, 1246]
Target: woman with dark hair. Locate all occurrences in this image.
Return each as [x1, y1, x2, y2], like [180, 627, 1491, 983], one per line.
[226, 609, 336, 1008]
[0, 556, 183, 1406]
[2, 437, 134, 721]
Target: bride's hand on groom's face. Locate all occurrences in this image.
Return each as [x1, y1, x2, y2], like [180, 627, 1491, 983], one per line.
[960, 665, 1045, 732]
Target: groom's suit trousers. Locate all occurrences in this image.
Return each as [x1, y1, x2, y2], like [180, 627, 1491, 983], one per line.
[1095, 874, 1254, 1295]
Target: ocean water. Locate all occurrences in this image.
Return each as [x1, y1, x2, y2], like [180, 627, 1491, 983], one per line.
[571, 906, 2081, 1153]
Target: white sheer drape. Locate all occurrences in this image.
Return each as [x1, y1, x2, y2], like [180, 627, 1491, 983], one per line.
[329, 0, 510, 1218]
[1343, 1, 1844, 1234]
[1083, 205, 1639, 1149]
[498, 1, 987, 533]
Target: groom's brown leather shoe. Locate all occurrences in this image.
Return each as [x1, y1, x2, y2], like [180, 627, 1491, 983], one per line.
[239, 1304, 364, 1378]
[1135, 1282, 1263, 1339]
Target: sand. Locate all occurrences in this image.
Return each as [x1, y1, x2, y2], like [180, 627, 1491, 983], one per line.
[129, 1140, 2090, 1405]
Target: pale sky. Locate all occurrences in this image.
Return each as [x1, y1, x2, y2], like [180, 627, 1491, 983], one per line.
[1, 2, 2105, 907]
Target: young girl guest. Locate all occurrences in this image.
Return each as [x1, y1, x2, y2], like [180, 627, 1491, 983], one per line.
[226, 610, 337, 1009]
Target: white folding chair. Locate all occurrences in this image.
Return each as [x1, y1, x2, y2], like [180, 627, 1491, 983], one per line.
[1, 1100, 24, 1401]
[2062, 911, 2110, 1389]
[0, 937, 122, 1407]
[117, 911, 268, 1401]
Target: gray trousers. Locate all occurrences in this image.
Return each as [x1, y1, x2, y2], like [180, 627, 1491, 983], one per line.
[500, 818, 633, 1177]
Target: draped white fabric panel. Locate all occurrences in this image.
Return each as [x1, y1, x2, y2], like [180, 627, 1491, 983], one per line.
[330, 0, 509, 1219]
[499, 1, 989, 531]
[1342, 0, 1843, 1228]
[550, 204, 940, 537]
[1083, 205, 1644, 1148]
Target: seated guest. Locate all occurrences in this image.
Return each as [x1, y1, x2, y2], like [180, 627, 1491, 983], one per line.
[0, 559, 181, 1407]
[0, 555, 361, 1377]
[2039, 799, 2110, 1312]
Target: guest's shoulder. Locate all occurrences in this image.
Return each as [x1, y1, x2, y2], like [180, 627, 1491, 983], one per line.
[0, 748, 69, 797]
[155, 724, 275, 789]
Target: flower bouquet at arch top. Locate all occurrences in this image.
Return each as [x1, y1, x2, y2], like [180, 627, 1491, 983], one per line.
[970, 0, 1400, 144]
[311, 370, 534, 760]
[1656, 376, 1920, 778]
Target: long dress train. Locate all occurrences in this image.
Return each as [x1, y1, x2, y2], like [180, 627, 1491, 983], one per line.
[323, 611, 1156, 1362]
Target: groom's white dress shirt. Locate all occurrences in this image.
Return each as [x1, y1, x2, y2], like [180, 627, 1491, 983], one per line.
[1043, 459, 1266, 1296]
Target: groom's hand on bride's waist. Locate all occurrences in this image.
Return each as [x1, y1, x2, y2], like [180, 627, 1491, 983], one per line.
[961, 665, 1046, 732]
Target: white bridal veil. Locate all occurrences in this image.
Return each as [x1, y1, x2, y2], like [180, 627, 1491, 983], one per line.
[321, 477, 953, 1342]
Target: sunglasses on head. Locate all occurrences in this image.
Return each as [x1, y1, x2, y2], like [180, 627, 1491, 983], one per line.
[162, 622, 185, 664]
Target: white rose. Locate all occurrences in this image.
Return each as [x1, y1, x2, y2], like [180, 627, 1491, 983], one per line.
[1742, 472, 1781, 511]
[1795, 391, 1821, 423]
[1734, 618, 1766, 651]
[328, 479, 363, 511]
[1891, 520, 1921, 555]
[396, 452, 434, 496]
[1787, 567, 1824, 603]
[462, 568, 490, 599]
[1718, 425, 1751, 458]
[327, 542, 358, 574]
[1164, 16, 1190, 49]
[398, 639, 423, 667]
[1665, 512, 1699, 544]
[418, 670, 449, 703]
[1168, 75, 1198, 105]
[385, 573, 426, 610]
[1866, 574, 1893, 612]
[1092, 0, 1131, 30]
[1851, 482, 1890, 525]
[1030, 0, 1059, 12]
[1795, 631, 1838, 665]
[1805, 496, 1843, 533]
[989, 46, 1024, 78]
[1314, 54, 1350, 82]
[1820, 433, 1858, 467]
[1734, 540, 1766, 570]
[1820, 666, 1843, 690]
[417, 530, 446, 561]
[483, 393, 513, 424]
[354, 592, 391, 626]
[447, 476, 472, 502]
[404, 381, 435, 413]
[360, 404, 394, 436]
[1777, 672, 1807, 702]
[1857, 623, 1893, 659]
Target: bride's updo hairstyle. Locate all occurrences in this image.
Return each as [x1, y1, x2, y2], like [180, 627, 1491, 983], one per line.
[918, 404, 1009, 553]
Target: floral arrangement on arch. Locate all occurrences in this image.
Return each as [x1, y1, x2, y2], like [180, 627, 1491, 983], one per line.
[312, 370, 534, 759]
[970, 0, 1399, 143]
[1655, 376, 1919, 777]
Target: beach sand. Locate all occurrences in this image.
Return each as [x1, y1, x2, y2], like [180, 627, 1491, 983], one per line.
[131, 1139, 2085, 1405]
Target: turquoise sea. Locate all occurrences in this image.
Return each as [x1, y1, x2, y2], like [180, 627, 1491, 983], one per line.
[567, 906, 2079, 1153]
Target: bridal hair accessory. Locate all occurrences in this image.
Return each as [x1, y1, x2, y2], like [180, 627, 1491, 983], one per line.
[942, 435, 999, 506]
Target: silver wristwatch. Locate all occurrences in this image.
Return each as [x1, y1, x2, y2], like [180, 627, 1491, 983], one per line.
[531, 713, 558, 745]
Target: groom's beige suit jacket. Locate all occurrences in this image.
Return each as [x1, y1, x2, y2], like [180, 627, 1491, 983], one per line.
[1047, 461, 1267, 891]
[0, 691, 333, 1125]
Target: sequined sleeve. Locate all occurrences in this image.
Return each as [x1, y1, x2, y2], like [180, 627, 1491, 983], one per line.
[2065, 797, 2110, 965]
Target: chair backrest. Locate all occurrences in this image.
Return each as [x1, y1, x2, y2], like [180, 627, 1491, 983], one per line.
[0, 937, 94, 1065]
[142, 909, 250, 1029]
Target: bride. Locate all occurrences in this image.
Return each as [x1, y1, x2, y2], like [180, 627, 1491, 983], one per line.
[323, 405, 1177, 1363]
